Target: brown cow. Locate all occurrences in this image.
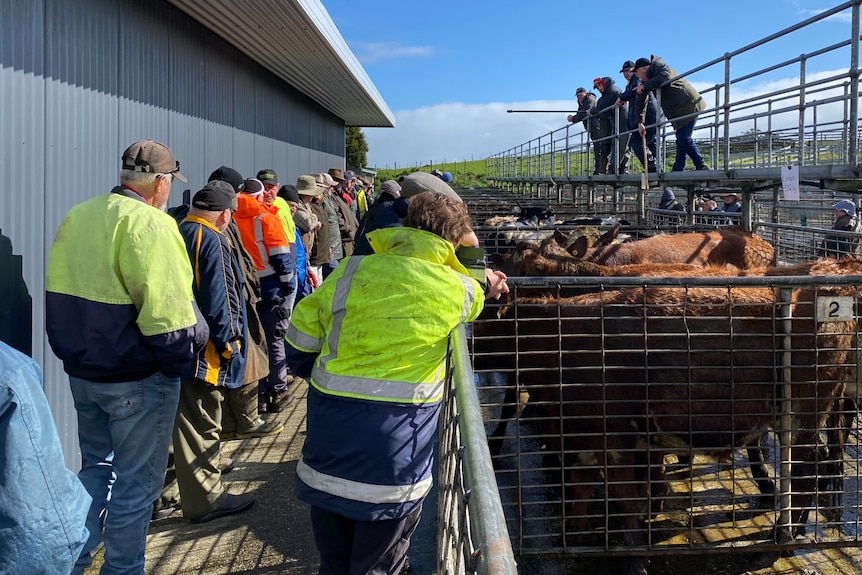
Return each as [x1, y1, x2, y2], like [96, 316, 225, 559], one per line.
[568, 226, 775, 269]
[472, 257, 861, 575]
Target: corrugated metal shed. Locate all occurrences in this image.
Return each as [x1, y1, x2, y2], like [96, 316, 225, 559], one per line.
[168, 0, 395, 128]
[0, 0, 391, 468]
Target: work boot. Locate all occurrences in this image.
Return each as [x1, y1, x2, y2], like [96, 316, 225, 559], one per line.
[267, 390, 295, 413]
[235, 417, 284, 439]
[219, 457, 235, 475]
[189, 493, 254, 524]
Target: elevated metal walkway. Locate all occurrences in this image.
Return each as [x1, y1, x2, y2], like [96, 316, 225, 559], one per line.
[487, 1, 862, 197]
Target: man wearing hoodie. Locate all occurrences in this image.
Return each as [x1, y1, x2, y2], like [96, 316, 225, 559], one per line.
[591, 76, 630, 174]
[567, 87, 602, 175]
[233, 178, 296, 414]
[616, 60, 658, 173]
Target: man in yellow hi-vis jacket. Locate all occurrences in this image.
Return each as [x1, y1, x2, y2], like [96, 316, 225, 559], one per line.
[47, 140, 207, 574]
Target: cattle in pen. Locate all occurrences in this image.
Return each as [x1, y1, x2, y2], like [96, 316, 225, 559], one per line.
[471, 257, 862, 575]
[564, 226, 775, 270]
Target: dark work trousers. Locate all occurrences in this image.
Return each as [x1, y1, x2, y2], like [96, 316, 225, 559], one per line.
[173, 378, 225, 519]
[257, 297, 292, 396]
[322, 259, 340, 280]
[221, 382, 260, 434]
[310, 504, 422, 575]
[630, 128, 658, 172]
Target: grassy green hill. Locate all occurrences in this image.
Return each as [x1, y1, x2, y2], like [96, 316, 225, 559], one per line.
[372, 159, 489, 189]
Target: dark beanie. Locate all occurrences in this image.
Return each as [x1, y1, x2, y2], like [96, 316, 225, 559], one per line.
[208, 166, 244, 193]
[279, 184, 300, 204]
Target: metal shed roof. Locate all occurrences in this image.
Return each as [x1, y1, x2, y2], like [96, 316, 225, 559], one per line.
[168, 0, 395, 128]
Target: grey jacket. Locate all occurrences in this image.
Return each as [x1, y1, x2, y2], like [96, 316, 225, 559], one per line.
[570, 92, 600, 139]
[322, 194, 344, 261]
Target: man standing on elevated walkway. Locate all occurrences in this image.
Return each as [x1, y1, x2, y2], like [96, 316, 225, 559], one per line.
[568, 87, 603, 175]
[634, 56, 710, 171]
[616, 59, 658, 172]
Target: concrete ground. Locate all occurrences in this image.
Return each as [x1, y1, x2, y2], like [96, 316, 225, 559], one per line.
[144, 384, 319, 575]
[85, 383, 437, 575]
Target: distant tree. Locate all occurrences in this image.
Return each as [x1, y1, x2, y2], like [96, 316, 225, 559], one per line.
[346, 126, 368, 168]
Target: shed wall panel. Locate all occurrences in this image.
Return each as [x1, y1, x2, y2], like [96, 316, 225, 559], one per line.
[0, 0, 350, 468]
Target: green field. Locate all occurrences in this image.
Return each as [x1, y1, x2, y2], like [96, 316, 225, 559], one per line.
[372, 159, 490, 189]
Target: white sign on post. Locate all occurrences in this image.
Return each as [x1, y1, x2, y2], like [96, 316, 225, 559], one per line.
[781, 164, 800, 201]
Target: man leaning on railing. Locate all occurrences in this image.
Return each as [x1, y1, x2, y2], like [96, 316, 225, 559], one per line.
[634, 56, 710, 172]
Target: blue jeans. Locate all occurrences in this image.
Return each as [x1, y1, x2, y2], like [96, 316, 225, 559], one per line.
[672, 118, 706, 171]
[70, 372, 180, 575]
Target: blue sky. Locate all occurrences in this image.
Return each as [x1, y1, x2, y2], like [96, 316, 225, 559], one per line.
[321, 0, 853, 168]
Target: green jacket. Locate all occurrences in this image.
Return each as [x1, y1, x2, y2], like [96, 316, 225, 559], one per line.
[636, 56, 706, 130]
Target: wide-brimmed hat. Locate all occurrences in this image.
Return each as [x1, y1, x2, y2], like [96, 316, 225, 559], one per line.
[328, 168, 345, 182]
[296, 175, 322, 196]
[315, 172, 336, 188]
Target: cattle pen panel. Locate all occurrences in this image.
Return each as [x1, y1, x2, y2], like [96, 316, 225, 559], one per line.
[470, 275, 862, 564]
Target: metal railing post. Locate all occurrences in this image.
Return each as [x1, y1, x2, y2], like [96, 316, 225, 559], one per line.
[850, 0, 860, 169]
[797, 55, 807, 165]
[723, 54, 732, 170]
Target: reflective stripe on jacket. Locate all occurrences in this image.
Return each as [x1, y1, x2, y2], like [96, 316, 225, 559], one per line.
[234, 193, 294, 301]
[179, 216, 248, 388]
[46, 187, 201, 381]
[286, 226, 484, 520]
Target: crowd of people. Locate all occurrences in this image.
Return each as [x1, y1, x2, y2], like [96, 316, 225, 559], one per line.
[2, 139, 509, 575]
[568, 56, 709, 174]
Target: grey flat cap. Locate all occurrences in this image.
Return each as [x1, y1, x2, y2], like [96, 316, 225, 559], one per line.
[399, 171, 462, 202]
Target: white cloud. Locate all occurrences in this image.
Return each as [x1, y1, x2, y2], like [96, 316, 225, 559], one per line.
[800, 7, 853, 23]
[367, 70, 851, 168]
[366, 100, 580, 168]
[353, 42, 435, 64]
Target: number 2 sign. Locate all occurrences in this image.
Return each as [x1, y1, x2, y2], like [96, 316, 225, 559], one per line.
[816, 296, 854, 322]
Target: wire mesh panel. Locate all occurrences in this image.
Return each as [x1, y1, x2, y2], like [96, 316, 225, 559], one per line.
[757, 222, 862, 264]
[471, 273, 862, 572]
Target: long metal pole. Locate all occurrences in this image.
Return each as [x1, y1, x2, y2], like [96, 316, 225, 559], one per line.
[849, 0, 860, 170]
[723, 54, 732, 170]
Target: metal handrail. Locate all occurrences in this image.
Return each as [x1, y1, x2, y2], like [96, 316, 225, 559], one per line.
[437, 325, 518, 575]
[487, 0, 861, 181]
